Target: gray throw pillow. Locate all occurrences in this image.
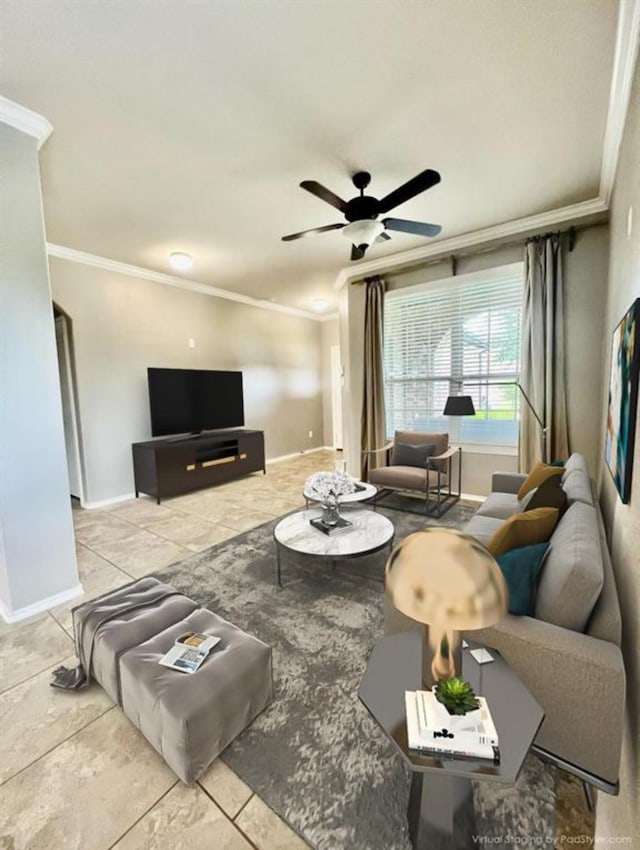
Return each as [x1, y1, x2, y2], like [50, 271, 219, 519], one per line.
[391, 442, 436, 468]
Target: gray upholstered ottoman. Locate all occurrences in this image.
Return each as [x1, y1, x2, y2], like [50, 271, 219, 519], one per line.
[70, 577, 273, 784]
[72, 577, 198, 704]
[120, 607, 273, 783]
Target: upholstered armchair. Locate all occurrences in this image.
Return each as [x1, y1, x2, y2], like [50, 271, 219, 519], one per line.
[364, 430, 461, 517]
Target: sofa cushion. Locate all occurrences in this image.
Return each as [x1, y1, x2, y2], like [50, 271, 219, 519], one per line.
[464, 515, 504, 547]
[391, 442, 436, 468]
[72, 578, 198, 705]
[525, 475, 568, 516]
[535, 501, 604, 632]
[517, 462, 564, 500]
[496, 543, 550, 616]
[475, 492, 521, 520]
[486, 508, 559, 557]
[563, 453, 590, 476]
[561, 468, 593, 507]
[120, 608, 273, 784]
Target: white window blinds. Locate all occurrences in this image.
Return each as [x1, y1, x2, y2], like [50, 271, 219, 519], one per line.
[383, 262, 524, 449]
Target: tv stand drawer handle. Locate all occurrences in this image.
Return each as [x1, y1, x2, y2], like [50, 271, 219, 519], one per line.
[186, 464, 196, 471]
[239, 453, 247, 460]
[201, 456, 236, 468]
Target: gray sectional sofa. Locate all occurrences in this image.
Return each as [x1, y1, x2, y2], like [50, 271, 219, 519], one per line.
[385, 453, 626, 793]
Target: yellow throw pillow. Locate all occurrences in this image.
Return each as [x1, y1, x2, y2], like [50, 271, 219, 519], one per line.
[517, 462, 564, 500]
[486, 508, 559, 557]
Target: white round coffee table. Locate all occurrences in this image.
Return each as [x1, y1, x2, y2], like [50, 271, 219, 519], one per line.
[273, 508, 394, 586]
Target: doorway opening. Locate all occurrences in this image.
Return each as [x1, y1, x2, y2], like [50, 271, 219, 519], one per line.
[330, 345, 343, 451]
[53, 304, 85, 503]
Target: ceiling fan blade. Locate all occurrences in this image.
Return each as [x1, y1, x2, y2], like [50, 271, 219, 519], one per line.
[376, 232, 392, 243]
[378, 169, 441, 214]
[281, 223, 345, 242]
[300, 180, 348, 213]
[351, 244, 366, 261]
[382, 217, 442, 237]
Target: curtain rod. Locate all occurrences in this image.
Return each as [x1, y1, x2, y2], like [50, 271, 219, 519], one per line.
[525, 227, 576, 251]
[351, 220, 598, 284]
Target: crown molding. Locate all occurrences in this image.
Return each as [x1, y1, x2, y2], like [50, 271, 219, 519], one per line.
[600, 0, 640, 202]
[46, 243, 326, 322]
[0, 96, 53, 148]
[333, 196, 607, 289]
[334, 2, 640, 291]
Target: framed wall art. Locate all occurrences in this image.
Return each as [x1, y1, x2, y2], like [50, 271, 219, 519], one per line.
[605, 298, 640, 503]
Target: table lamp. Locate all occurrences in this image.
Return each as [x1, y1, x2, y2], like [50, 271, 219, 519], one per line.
[385, 528, 508, 688]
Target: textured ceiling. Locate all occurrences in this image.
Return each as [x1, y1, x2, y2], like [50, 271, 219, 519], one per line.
[1, 0, 618, 311]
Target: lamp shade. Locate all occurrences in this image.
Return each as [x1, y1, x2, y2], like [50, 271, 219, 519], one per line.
[386, 528, 507, 631]
[443, 394, 476, 416]
[386, 528, 508, 683]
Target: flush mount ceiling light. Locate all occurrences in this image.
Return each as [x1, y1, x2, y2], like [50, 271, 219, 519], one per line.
[169, 252, 193, 272]
[311, 298, 329, 313]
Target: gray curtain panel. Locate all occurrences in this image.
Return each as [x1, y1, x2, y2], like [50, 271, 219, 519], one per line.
[519, 235, 570, 470]
[361, 276, 387, 479]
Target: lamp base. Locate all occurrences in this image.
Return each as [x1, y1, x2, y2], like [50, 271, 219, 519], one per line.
[421, 626, 462, 689]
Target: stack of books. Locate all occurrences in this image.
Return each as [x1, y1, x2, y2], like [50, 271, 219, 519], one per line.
[405, 689, 500, 763]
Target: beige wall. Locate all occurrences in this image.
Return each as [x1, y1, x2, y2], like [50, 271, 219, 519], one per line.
[339, 228, 609, 495]
[564, 224, 610, 474]
[320, 318, 340, 447]
[595, 57, 640, 845]
[50, 258, 324, 505]
[341, 282, 365, 478]
[0, 124, 79, 619]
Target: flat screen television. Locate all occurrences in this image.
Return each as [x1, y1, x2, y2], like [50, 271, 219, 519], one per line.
[148, 368, 244, 437]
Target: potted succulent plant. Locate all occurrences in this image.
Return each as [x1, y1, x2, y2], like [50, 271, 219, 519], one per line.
[434, 676, 480, 716]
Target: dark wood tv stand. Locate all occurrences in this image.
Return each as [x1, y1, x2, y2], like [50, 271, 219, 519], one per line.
[132, 429, 265, 504]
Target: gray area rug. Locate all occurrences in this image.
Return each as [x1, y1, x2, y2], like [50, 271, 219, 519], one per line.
[155, 504, 556, 850]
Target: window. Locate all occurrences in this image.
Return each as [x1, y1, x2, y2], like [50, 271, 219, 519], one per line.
[383, 262, 524, 450]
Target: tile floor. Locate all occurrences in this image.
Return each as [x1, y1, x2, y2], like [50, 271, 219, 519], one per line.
[0, 449, 594, 849]
[0, 450, 329, 850]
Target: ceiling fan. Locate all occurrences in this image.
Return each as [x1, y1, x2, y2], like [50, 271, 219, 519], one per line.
[282, 169, 442, 261]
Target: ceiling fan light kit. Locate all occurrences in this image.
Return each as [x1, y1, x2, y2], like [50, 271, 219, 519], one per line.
[282, 168, 442, 261]
[342, 219, 385, 250]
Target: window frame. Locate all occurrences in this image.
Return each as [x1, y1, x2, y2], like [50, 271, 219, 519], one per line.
[383, 261, 525, 455]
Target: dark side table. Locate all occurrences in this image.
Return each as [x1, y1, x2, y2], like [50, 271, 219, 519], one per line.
[358, 630, 544, 850]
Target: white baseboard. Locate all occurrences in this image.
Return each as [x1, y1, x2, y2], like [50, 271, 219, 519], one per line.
[78, 450, 336, 506]
[80, 492, 137, 510]
[460, 492, 485, 503]
[266, 446, 334, 465]
[0, 583, 84, 624]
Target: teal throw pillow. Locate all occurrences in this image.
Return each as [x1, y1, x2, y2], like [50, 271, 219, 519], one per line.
[496, 543, 550, 616]
[548, 460, 566, 467]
